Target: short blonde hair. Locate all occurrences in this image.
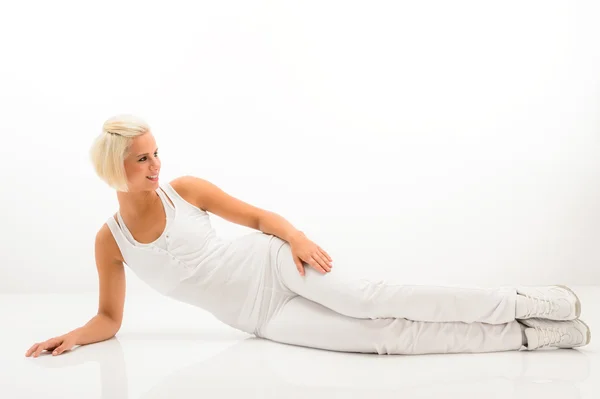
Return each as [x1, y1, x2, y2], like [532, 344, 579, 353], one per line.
[89, 114, 151, 192]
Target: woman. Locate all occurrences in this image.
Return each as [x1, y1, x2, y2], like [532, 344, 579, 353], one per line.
[25, 114, 591, 358]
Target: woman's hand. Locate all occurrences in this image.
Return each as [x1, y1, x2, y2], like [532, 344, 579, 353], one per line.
[25, 332, 79, 357]
[290, 233, 333, 276]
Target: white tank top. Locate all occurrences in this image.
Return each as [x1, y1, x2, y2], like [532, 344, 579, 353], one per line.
[116, 186, 175, 248]
[105, 182, 286, 333]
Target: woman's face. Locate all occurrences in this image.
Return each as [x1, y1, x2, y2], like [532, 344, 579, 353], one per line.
[124, 132, 161, 191]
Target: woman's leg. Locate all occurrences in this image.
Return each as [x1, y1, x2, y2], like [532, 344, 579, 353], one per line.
[257, 295, 524, 355]
[276, 243, 517, 324]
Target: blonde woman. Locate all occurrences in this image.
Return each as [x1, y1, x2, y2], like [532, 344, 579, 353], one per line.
[26, 114, 591, 358]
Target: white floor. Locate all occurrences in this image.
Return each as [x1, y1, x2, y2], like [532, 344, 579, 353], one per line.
[2, 286, 599, 398]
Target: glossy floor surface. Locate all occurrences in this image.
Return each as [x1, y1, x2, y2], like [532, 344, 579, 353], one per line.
[3, 286, 598, 398]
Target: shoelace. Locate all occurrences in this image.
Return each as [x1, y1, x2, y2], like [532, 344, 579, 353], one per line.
[523, 294, 560, 318]
[534, 326, 569, 348]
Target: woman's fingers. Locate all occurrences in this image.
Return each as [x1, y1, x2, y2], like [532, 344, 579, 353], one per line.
[318, 246, 332, 262]
[319, 251, 332, 266]
[27, 338, 60, 357]
[53, 335, 76, 355]
[313, 252, 332, 272]
[53, 344, 67, 356]
[307, 256, 326, 273]
[25, 343, 40, 357]
[32, 342, 50, 357]
[32, 343, 47, 357]
[309, 254, 330, 273]
[319, 250, 333, 269]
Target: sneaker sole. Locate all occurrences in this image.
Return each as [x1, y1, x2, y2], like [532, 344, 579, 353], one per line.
[556, 284, 582, 319]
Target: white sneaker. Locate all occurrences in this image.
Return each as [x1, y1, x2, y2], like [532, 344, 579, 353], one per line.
[519, 318, 591, 350]
[515, 285, 581, 320]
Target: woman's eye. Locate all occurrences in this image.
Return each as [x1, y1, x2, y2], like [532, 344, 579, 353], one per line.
[139, 152, 159, 162]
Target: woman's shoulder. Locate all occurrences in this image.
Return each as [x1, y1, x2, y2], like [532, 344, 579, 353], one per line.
[165, 176, 206, 211]
[166, 176, 187, 194]
[97, 220, 125, 264]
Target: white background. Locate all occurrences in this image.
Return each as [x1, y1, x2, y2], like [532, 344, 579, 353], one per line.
[1, 0, 599, 294]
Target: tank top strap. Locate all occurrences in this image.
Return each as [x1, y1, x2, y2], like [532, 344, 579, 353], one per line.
[115, 211, 134, 239]
[160, 181, 208, 215]
[157, 185, 175, 212]
[106, 215, 133, 251]
[160, 183, 185, 210]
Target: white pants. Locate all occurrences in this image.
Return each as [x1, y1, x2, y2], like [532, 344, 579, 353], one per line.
[254, 242, 524, 355]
